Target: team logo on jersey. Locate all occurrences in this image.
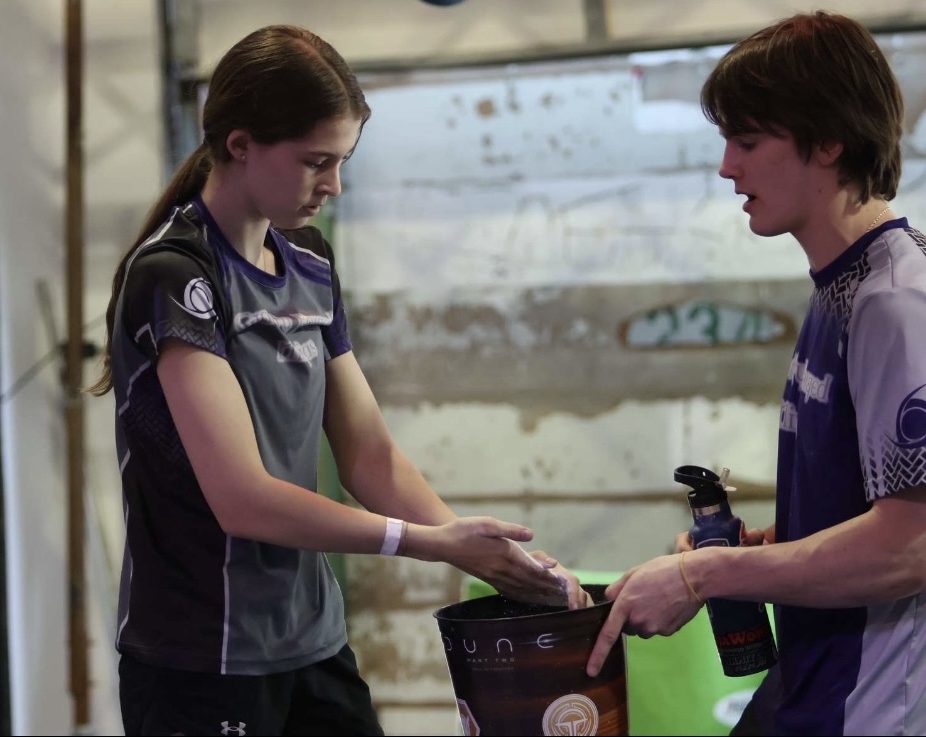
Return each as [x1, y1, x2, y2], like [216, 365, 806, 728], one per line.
[779, 400, 798, 434]
[894, 383, 926, 449]
[787, 355, 833, 405]
[277, 338, 319, 365]
[172, 277, 216, 319]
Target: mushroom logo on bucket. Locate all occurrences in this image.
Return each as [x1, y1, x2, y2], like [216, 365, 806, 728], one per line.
[541, 693, 599, 736]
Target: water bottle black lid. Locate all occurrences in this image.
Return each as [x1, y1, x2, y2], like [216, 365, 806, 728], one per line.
[674, 464, 727, 506]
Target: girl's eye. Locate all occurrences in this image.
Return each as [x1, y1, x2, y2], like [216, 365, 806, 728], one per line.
[304, 160, 325, 170]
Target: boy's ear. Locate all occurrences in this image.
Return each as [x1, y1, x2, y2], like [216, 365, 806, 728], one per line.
[814, 141, 844, 166]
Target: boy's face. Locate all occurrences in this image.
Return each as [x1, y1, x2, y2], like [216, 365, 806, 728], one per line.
[718, 128, 822, 240]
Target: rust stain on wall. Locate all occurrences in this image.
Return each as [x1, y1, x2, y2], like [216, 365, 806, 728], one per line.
[505, 83, 521, 113]
[359, 294, 395, 325]
[349, 613, 451, 683]
[406, 303, 437, 332]
[346, 558, 463, 684]
[440, 303, 507, 333]
[347, 558, 460, 610]
[476, 98, 497, 117]
[482, 154, 513, 166]
[518, 457, 559, 480]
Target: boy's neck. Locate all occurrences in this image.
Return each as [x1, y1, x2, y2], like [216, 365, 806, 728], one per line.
[796, 196, 893, 272]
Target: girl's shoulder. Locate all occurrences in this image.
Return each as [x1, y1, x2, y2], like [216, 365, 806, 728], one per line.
[275, 225, 334, 263]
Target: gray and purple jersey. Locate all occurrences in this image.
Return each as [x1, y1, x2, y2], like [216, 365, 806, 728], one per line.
[111, 198, 351, 674]
[776, 217, 926, 734]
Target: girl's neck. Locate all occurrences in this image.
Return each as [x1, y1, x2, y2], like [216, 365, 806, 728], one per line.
[200, 169, 270, 264]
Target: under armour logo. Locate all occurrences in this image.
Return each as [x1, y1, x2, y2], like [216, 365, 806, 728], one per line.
[220, 721, 246, 736]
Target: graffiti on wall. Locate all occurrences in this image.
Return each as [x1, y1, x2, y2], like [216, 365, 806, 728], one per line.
[619, 298, 795, 349]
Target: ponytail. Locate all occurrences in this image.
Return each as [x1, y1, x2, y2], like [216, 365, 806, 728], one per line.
[86, 144, 212, 396]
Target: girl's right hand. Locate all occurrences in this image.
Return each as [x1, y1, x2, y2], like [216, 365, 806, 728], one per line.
[405, 516, 566, 604]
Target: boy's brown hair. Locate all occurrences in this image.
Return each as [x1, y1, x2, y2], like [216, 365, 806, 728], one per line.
[701, 12, 903, 204]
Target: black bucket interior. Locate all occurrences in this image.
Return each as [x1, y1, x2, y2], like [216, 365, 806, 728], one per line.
[436, 583, 611, 621]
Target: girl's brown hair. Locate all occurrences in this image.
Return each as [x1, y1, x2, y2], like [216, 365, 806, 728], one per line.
[88, 25, 370, 395]
[701, 12, 903, 203]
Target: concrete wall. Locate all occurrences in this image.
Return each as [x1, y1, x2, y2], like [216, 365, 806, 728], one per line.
[2, 1, 926, 735]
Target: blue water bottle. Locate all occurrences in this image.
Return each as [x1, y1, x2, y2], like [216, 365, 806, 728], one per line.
[675, 464, 777, 677]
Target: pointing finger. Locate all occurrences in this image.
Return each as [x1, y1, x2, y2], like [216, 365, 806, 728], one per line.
[587, 600, 626, 677]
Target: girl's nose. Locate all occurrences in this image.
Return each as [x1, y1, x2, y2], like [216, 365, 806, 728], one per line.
[319, 166, 342, 197]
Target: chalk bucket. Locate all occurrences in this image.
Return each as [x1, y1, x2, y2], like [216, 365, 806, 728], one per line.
[434, 584, 627, 736]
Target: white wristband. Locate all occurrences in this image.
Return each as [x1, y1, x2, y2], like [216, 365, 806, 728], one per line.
[380, 517, 404, 556]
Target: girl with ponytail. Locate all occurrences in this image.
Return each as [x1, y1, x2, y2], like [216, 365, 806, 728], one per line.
[94, 25, 584, 736]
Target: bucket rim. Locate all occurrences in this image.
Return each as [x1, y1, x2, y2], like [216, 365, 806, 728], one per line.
[433, 584, 613, 623]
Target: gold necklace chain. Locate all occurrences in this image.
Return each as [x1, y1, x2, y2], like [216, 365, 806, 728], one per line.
[865, 205, 891, 234]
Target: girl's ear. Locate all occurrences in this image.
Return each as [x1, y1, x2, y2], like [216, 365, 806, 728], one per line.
[225, 129, 252, 163]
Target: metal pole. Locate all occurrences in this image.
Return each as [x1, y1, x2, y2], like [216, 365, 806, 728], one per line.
[64, 0, 89, 729]
[0, 328, 11, 737]
[158, 0, 201, 178]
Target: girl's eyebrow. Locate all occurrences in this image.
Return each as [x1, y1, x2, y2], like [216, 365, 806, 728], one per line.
[299, 147, 355, 160]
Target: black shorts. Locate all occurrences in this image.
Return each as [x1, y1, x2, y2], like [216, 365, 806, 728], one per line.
[119, 644, 384, 736]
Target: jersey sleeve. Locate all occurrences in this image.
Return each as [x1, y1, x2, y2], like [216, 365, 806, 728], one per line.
[848, 286, 926, 500]
[121, 246, 228, 360]
[320, 237, 353, 361]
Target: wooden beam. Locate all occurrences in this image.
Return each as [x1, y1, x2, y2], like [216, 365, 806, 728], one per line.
[65, 0, 89, 728]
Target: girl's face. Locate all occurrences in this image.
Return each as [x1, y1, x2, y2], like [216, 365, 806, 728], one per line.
[242, 115, 363, 229]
